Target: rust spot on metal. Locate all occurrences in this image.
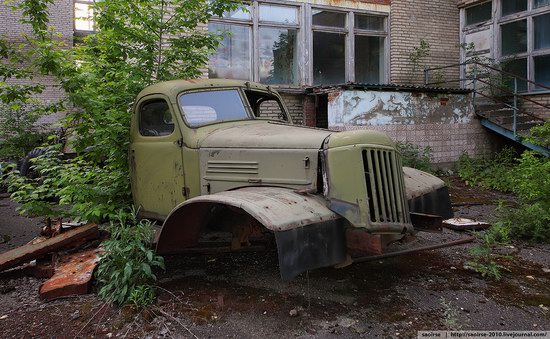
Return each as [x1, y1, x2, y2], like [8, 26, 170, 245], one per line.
[39, 248, 104, 301]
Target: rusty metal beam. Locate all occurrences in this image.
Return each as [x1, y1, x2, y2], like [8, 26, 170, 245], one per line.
[352, 235, 476, 264]
[0, 223, 99, 272]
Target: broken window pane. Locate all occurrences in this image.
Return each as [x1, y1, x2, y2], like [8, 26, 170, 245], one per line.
[355, 36, 384, 84]
[534, 0, 550, 8]
[259, 5, 298, 25]
[313, 32, 345, 85]
[208, 23, 251, 80]
[534, 55, 550, 89]
[75, 2, 94, 31]
[465, 2, 492, 26]
[501, 20, 527, 56]
[312, 10, 346, 28]
[221, 6, 251, 20]
[502, 0, 526, 16]
[534, 13, 550, 50]
[502, 58, 527, 92]
[355, 15, 384, 31]
[259, 28, 298, 85]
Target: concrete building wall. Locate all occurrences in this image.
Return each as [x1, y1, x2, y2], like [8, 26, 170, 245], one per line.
[0, 1, 74, 127]
[325, 88, 496, 163]
[390, 0, 461, 86]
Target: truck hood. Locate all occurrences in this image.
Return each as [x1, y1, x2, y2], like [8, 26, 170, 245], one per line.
[200, 122, 333, 149]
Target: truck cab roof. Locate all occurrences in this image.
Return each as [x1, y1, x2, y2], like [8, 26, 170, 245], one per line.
[137, 79, 274, 102]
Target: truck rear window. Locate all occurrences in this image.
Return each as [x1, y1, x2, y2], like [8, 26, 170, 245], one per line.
[179, 89, 250, 127]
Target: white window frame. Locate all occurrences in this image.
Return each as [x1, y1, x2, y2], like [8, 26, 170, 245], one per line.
[460, 0, 550, 93]
[208, 1, 389, 87]
[496, 1, 550, 92]
[74, 0, 96, 36]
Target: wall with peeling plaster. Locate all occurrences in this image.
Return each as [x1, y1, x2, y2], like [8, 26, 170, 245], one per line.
[327, 89, 498, 163]
[328, 90, 473, 127]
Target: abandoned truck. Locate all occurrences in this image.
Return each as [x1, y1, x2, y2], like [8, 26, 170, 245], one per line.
[130, 79, 453, 280]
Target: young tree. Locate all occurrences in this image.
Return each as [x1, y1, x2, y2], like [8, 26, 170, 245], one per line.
[6, 0, 240, 222]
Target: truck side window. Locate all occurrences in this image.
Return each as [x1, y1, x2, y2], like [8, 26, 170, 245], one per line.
[257, 99, 287, 121]
[139, 100, 174, 137]
[244, 90, 288, 122]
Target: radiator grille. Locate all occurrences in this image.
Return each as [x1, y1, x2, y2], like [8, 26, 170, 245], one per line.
[362, 149, 410, 224]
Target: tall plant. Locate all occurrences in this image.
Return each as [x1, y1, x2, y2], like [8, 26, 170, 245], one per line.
[5, 0, 239, 222]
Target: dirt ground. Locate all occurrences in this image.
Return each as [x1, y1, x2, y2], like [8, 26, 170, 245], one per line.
[0, 178, 549, 338]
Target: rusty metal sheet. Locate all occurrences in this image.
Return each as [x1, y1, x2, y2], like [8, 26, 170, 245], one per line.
[0, 223, 99, 272]
[410, 212, 443, 232]
[172, 187, 340, 232]
[39, 248, 103, 301]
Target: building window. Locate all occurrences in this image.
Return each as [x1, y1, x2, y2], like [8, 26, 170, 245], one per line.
[258, 4, 299, 84]
[465, 1, 492, 26]
[209, 23, 252, 80]
[74, 0, 95, 34]
[209, 2, 388, 87]
[498, 1, 550, 91]
[354, 14, 386, 84]
[502, 0, 527, 16]
[312, 10, 347, 85]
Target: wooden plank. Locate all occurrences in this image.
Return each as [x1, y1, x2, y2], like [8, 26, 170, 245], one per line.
[0, 223, 99, 272]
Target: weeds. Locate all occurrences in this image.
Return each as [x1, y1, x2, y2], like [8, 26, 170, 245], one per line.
[396, 141, 433, 173]
[465, 231, 510, 281]
[409, 39, 430, 82]
[440, 297, 461, 330]
[458, 145, 549, 280]
[95, 209, 165, 308]
[456, 146, 517, 191]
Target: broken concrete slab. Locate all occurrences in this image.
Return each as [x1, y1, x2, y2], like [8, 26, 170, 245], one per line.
[443, 218, 490, 231]
[39, 248, 103, 301]
[0, 223, 99, 272]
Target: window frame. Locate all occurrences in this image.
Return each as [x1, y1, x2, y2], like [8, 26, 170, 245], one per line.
[74, 0, 96, 37]
[496, 0, 550, 92]
[177, 87, 254, 128]
[138, 98, 176, 138]
[208, 1, 389, 87]
[464, 1, 493, 27]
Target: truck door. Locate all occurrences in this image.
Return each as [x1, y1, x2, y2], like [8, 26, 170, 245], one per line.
[130, 96, 186, 219]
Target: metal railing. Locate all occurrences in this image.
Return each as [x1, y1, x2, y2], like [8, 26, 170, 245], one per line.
[424, 61, 549, 138]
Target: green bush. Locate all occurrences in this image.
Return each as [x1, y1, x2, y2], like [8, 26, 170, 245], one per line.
[96, 210, 165, 307]
[526, 121, 550, 147]
[0, 102, 49, 161]
[458, 147, 549, 244]
[5, 145, 131, 223]
[456, 146, 517, 191]
[396, 141, 433, 173]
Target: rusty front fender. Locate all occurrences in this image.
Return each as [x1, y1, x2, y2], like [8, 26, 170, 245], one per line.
[155, 186, 341, 254]
[156, 187, 347, 280]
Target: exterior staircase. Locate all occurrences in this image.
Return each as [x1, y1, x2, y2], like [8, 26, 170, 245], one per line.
[424, 61, 549, 156]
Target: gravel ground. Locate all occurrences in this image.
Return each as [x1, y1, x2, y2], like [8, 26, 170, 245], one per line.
[0, 178, 549, 338]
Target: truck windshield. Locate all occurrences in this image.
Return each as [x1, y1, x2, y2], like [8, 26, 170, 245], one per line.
[179, 89, 250, 127]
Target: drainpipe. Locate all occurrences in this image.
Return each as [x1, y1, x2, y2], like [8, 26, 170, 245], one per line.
[472, 64, 477, 105]
[424, 67, 429, 86]
[513, 77, 518, 138]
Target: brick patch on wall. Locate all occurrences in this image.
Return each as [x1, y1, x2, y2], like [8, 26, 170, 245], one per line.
[390, 0, 461, 86]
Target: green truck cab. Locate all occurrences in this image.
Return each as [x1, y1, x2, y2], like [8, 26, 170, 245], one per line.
[129, 79, 452, 280]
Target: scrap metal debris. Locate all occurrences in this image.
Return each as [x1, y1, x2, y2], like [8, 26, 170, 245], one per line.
[443, 218, 490, 231]
[0, 223, 99, 272]
[0, 222, 103, 300]
[39, 247, 104, 301]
